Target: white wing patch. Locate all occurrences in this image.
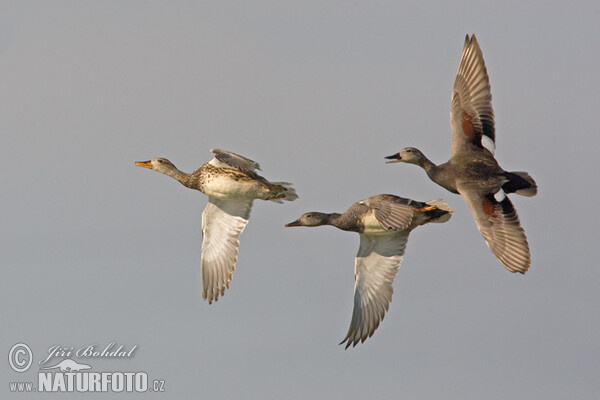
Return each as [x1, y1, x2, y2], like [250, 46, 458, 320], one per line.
[481, 135, 496, 155]
[493, 188, 506, 202]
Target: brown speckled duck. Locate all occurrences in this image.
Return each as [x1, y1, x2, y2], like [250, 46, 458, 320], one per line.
[385, 35, 537, 274]
[136, 149, 298, 304]
[285, 194, 452, 348]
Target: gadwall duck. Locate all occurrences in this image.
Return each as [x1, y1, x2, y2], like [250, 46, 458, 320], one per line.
[285, 194, 452, 348]
[136, 149, 298, 303]
[386, 35, 537, 274]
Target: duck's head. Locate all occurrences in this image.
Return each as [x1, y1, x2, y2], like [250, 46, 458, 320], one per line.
[285, 212, 330, 227]
[135, 158, 176, 174]
[385, 147, 426, 165]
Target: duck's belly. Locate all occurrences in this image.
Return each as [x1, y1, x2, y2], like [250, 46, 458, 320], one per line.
[202, 174, 264, 200]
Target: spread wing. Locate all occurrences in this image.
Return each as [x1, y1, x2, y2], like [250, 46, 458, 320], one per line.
[341, 232, 409, 349]
[458, 185, 531, 274]
[210, 149, 261, 173]
[450, 34, 496, 157]
[363, 194, 416, 230]
[201, 197, 253, 303]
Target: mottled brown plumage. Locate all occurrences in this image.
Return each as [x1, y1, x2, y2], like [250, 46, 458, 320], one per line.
[136, 149, 297, 303]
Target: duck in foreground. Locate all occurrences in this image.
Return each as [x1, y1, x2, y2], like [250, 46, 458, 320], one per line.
[136, 149, 298, 304]
[386, 34, 537, 274]
[285, 194, 452, 348]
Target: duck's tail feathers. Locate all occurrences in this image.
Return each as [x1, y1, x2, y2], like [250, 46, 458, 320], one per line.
[503, 171, 537, 197]
[424, 199, 453, 223]
[266, 182, 298, 203]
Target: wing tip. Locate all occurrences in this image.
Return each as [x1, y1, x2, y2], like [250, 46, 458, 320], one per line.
[339, 336, 362, 350]
[339, 338, 352, 350]
[464, 33, 479, 46]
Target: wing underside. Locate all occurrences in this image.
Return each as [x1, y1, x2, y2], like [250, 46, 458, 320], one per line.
[341, 232, 409, 348]
[201, 197, 253, 303]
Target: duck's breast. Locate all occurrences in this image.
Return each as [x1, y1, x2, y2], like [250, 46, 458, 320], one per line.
[361, 210, 389, 235]
[201, 164, 265, 200]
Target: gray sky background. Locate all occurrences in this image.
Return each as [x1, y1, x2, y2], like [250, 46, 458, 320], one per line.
[2, 1, 599, 399]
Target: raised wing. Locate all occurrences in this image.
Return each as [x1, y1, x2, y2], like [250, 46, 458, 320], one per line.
[210, 149, 261, 173]
[341, 232, 409, 348]
[363, 194, 416, 230]
[201, 197, 253, 303]
[458, 185, 531, 274]
[450, 34, 496, 157]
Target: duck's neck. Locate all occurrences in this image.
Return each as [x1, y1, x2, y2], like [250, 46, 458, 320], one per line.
[413, 155, 437, 176]
[162, 166, 192, 187]
[416, 157, 458, 194]
[324, 213, 360, 232]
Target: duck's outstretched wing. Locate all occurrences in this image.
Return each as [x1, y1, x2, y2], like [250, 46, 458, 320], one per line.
[363, 194, 416, 230]
[458, 186, 531, 274]
[201, 197, 253, 303]
[341, 232, 409, 349]
[210, 149, 261, 173]
[450, 34, 496, 157]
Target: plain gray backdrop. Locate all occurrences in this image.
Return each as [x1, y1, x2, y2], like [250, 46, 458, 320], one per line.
[2, 1, 599, 399]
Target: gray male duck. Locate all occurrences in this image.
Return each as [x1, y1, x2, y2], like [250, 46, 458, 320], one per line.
[386, 35, 537, 274]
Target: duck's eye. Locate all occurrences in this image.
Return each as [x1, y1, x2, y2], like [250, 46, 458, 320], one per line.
[305, 214, 312, 218]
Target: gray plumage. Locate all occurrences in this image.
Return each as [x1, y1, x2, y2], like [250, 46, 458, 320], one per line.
[386, 34, 537, 274]
[286, 194, 452, 348]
